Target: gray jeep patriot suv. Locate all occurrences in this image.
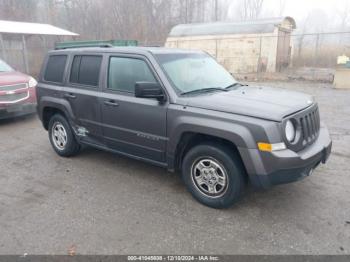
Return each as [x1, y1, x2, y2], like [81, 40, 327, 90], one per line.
[37, 47, 332, 208]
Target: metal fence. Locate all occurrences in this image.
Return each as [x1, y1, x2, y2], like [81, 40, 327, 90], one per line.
[165, 32, 350, 82]
[0, 35, 62, 77]
[1, 32, 350, 82]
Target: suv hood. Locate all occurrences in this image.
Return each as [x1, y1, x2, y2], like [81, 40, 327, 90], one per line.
[176, 85, 314, 121]
[0, 71, 30, 85]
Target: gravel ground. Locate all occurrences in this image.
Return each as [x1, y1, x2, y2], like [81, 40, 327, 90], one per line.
[0, 81, 349, 255]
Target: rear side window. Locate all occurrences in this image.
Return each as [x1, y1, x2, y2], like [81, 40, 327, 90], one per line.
[44, 55, 67, 83]
[70, 55, 102, 87]
[108, 57, 157, 93]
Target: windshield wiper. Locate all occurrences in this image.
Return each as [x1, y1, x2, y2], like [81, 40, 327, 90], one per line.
[224, 82, 247, 90]
[181, 87, 227, 96]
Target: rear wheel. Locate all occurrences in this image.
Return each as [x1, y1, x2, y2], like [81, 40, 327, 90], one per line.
[182, 142, 245, 208]
[48, 114, 80, 157]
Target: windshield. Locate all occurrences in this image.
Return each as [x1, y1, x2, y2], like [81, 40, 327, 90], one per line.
[154, 52, 237, 94]
[0, 59, 14, 72]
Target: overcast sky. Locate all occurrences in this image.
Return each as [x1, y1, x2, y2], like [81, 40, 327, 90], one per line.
[264, 0, 348, 22]
[222, 0, 350, 32]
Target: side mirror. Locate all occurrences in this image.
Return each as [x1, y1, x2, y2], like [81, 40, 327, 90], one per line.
[135, 82, 165, 101]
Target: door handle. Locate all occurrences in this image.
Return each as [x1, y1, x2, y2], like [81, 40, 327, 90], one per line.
[104, 100, 119, 107]
[64, 93, 77, 99]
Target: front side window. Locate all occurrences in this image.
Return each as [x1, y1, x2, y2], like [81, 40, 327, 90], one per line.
[108, 57, 157, 93]
[70, 55, 102, 87]
[44, 55, 67, 83]
[0, 59, 14, 72]
[154, 52, 237, 94]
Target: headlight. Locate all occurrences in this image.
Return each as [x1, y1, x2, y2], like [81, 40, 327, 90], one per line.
[285, 120, 296, 142]
[28, 77, 37, 88]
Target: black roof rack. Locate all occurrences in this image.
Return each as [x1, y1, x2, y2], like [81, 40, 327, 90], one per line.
[55, 44, 113, 50]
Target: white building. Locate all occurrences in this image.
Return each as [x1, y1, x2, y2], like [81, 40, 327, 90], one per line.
[165, 17, 296, 74]
[0, 20, 78, 75]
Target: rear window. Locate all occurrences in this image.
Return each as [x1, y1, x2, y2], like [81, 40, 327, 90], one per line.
[44, 55, 67, 83]
[70, 55, 102, 87]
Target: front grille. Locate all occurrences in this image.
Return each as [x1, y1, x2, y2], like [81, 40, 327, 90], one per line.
[0, 83, 27, 92]
[0, 91, 29, 103]
[286, 103, 321, 152]
[299, 106, 320, 146]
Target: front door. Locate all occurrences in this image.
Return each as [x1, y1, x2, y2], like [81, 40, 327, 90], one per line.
[100, 55, 167, 163]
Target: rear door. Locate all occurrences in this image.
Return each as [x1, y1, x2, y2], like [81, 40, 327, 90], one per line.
[63, 54, 104, 145]
[100, 54, 168, 164]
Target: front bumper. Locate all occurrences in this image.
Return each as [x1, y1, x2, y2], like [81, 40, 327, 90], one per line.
[239, 126, 332, 189]
[0, 103, 37, 120]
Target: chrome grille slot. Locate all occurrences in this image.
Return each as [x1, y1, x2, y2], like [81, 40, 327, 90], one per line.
[0, 83, 28, 92]
[299, 106, 320, 146]
[0, 91, 29, 103]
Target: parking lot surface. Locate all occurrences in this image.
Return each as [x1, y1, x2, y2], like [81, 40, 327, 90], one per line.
[0, 81, 349, 255]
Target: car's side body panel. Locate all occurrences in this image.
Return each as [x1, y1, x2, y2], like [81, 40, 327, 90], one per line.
[36, 47, 332, 191]
[165, 103, 283, 174]
[98, 53, 168, 163]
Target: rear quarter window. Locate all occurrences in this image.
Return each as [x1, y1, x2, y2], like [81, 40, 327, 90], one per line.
[44, 55, 67, 83]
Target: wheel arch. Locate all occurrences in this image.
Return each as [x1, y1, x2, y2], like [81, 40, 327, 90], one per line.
[39, 97, 75, 130]
[170, 131, 249, 179]
[167, 118, 257, 169]
[42, 107, 68, 130]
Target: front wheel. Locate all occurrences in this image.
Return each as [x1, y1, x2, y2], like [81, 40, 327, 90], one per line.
[48, 114, 81, 157]
[182, 143, 245, 208]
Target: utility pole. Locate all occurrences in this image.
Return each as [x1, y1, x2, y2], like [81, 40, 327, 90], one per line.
[185, 0, 188, 23]
[0, 34, 7, 61]
[214, 0, 219, 21]
[314, 33, 320, 67]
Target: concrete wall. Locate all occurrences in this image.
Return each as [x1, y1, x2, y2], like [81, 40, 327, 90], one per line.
[165, 31, 280, 74]
[334, 67, 350, 89]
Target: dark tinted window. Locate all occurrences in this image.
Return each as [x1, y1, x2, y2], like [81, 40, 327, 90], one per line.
[44, 55, 67, 83]
[70, 55, 102, 87]
[108, 57, 156, 93]
[70, 56, 80, 83]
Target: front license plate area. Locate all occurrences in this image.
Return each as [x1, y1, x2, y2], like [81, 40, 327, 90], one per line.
[7, 105, 23, 113]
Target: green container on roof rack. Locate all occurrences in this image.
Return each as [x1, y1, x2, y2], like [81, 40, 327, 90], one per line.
[55, 39, 138, 49]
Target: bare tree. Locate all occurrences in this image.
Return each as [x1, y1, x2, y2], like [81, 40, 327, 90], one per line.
[237, 0, 265, 20]
[0, 0, 38, 21]
[0, 0, 237, 45]
[212, 0, 233, 21]
[336, 1, 350, 30]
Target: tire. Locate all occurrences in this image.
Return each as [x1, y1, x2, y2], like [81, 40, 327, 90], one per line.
[48, 114, 81, 157]
[182, 142, 245, 209]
